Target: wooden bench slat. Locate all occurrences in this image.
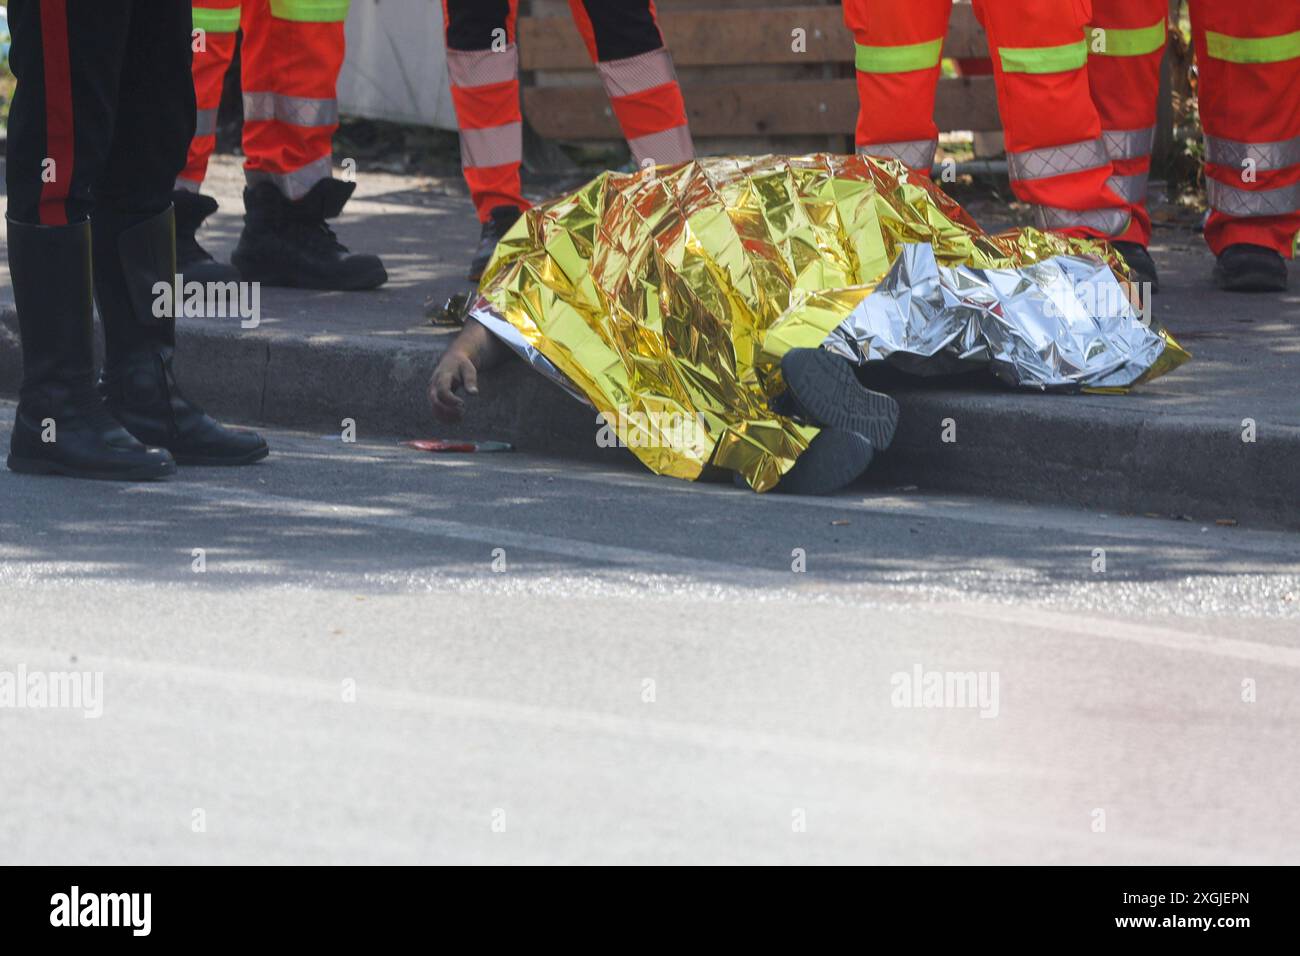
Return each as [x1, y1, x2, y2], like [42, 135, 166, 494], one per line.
[522, 76, 1000, 140]
[518, 4, 988, 70]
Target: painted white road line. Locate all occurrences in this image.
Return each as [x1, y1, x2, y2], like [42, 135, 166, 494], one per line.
[2, 642, 1054, 781]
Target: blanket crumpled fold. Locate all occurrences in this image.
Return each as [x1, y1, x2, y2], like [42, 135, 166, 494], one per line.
[468, 153, 1188, 492]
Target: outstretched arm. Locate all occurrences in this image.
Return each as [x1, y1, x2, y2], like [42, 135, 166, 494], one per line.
[428, 319, 511, 423]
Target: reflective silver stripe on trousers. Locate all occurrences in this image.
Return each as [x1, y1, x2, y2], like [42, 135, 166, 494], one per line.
[1106, 173, 1148, 204]
[195, 108, 218, 138]
[446, 44, 519, 89]
[460, 122, 522, 169]
[857, 139, 938, 170]
[243, 91, 340, 128]
[246, 155, 334, 201]
[1206, 178, 1300, 218]
[1008, 137, 1109, 181]
[1102, 126, 1155, 161]
[1205, 134, 1300, 173]
[626, 124, 695, 167]
[174, 177, 202, 193]
[1033, 205, 1131, 235]
[596, 47, 679, 99]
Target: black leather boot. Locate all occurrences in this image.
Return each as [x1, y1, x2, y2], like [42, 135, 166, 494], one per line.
[93, 206, 270, 466]
[1213, 243, 1288, 292]
[173, 188, 240, 284]
[5, 217, 176, 480]
[231, 178, 387, 290]
[1112, 240, 1160, 293]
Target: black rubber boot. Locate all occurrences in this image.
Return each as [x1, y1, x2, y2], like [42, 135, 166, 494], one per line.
[93, 206, 270, 466]
[1112, 240, 1159, 294]
[172, 189, 240, 284]
[5, 217, 176, 481]
[1212, 243, 1288, 293]
[232, 178, 387, 290]
[779, 347, 900, 450]
[469, 205, 523, 282]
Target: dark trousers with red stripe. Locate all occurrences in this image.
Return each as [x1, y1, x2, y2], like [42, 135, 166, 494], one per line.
[5, 0, 195, 227]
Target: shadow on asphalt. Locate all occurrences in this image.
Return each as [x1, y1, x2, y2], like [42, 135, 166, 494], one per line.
[2, 421, 1296, 601]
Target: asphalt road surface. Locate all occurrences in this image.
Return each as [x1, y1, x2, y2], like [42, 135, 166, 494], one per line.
[2, 406, 1297, 864]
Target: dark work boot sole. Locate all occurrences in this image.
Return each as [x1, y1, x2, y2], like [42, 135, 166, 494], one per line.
[780, 347, 899, 450]
[771, 428, 874, 496]
[1213, 263, 1288, 293]
[172, 445, 270, 467]
[731, 429, 875, 495]
[7, 453, 176, 482]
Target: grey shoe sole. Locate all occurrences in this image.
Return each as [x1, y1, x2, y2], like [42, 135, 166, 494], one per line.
[780, 347, 899, 450]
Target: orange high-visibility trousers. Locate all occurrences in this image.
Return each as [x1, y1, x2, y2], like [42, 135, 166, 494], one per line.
[178, 0, 349, 200]
[443, 0, 695, 221]
[845, 0, 1130, 241]
[841, 0, 950, 172]
[1087, 0, 1169, 247]
[1189, 0, 1300, 257]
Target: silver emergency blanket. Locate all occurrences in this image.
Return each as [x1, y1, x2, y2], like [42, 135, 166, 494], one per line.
[818, 242, 1181, 390]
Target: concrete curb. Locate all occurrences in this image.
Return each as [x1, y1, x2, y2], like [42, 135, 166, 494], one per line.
[2, 306, 1297, 529]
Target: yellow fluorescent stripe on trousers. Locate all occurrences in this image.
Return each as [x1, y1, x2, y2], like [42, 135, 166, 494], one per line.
[1205, 29, 1300, 64]
[270, 0, 350, 23]
[192, 6, 241, 33]
[854, 38, 943, 74]
[1088, 20, 1166, 57]
[999, 40, 1088, 74]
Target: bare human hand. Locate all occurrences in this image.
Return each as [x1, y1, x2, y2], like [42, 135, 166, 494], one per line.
[428, 349, 479, 423]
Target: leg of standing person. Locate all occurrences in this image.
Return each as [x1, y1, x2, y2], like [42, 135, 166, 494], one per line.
[566, 0, 694, 170]
[443, 0, 528, 282]
[5, 0, 174, 480]
[230, 0, 387, 290]
[1189, 0, 1300, 291]
[92, 0, 270, 466]
[173, 0, 243, 283]
[841, 0, 952, 173]
[975, 0, 1131, 242]
[1087, 0, 1168, 289]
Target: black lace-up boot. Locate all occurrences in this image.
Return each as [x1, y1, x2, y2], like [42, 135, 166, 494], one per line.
[232, 178, 387, 290]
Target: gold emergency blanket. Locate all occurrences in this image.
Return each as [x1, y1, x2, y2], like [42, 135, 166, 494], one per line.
[469, 154, 1187, 492]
